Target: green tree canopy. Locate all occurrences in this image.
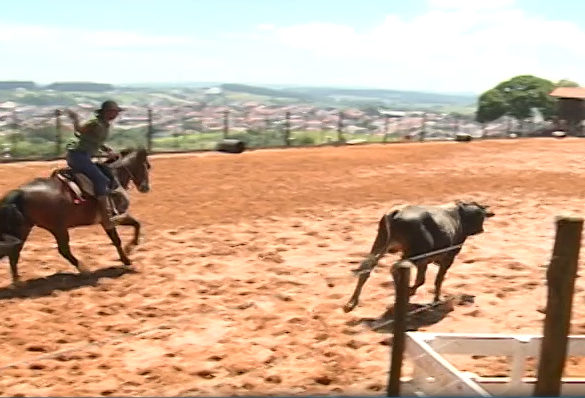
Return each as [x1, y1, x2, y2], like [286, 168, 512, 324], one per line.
[476, 89, 506, 123]
[476, 74, 557, 123]
[556, 79, 580, 88]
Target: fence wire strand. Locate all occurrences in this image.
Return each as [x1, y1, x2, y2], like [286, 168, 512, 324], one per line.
[353, 243, 464, 276]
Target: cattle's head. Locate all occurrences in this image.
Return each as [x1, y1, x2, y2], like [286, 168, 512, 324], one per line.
[456, 200, 495, 236]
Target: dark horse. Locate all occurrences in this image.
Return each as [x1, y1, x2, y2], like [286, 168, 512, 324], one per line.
[0, 148, 151, 286]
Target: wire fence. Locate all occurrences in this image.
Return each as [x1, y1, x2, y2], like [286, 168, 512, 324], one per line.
[0, 104, 555, 162]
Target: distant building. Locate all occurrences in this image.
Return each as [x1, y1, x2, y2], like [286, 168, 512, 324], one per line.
[549, 86, 585, 135]
[205, 87, 223, 95]
[0, 101, 18, 110]
[379, 110, 406, 118]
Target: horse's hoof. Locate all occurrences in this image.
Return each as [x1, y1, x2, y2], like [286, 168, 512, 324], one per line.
[77, 262, 91, 275]
[121, 257, 132, 266]
[11, 280, 23, 289]
[343, 303, 356, 313]
[124, 265, 137, 273]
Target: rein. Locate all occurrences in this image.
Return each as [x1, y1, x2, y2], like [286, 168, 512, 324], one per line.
[106, 153, 147, 190]
[105, 157, 135, 190]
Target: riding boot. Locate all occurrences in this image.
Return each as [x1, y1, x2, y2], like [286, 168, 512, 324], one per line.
[96, 195, 115, 230]
[110, 186, 129, 215]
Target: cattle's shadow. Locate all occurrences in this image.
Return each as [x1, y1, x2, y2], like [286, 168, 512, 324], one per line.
[351, 294, 474, 333]
[0, 266, 137, 300]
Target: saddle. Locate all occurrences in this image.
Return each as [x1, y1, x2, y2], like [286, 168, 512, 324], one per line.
[52, 163, 128, 214]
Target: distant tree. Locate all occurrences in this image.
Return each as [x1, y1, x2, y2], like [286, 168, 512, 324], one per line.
[476, 75, 556, 123]
[360, 104, 385, 116]
[556, 79, 580, 88]
[476, 89, 507, 123]
[46, 82, 114, 92]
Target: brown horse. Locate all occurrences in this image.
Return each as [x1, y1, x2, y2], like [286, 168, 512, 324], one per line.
[0, 147, 151, 286]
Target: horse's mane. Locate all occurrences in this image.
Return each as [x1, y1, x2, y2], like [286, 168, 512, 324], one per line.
[103, 147, 147, 166]
[119, 148, 133, 158]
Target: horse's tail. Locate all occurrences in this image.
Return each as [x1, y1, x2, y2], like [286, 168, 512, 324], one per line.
[0, 190, 26, 240]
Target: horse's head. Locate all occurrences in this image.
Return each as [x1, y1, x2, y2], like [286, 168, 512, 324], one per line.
[111, 147, 151, 193]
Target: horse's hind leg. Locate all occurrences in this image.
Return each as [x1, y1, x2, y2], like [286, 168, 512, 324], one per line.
[50, 227, 89, 274]
[103, 226, 132, 266]
[7, 225, 32, 287]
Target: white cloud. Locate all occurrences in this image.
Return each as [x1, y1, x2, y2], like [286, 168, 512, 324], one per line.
[2, 0, 585, 93]
[427, 0, 516, 10]
[0, 23, 200, 48]
[244, 0, 585, 92]
[0, 23, 215, 84]
[257, 24, 275, 31]
[81, 30, 195, 48]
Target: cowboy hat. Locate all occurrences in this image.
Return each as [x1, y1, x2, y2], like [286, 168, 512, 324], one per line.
[98, 100, 125, 112]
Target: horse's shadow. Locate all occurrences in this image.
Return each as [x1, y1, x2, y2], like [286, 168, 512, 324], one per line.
[0, 266, 137, 300]
[350, 294, 474, 333]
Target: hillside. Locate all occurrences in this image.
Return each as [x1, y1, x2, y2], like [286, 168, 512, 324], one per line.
[0, 81, 477, 113]
[220, 83, 476, 111]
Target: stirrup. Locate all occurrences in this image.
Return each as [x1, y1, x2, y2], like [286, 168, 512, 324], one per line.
[107, 196, 121, 216]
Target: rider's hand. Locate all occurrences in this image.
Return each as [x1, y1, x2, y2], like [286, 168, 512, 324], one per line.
[106, 151, 120, 161]
[65, 109, 79, 121]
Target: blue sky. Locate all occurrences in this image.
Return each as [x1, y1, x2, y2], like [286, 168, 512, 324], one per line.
[2, 0, 585, 93]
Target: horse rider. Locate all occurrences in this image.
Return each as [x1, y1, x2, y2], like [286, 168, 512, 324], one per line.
[64, 100, 124, 230]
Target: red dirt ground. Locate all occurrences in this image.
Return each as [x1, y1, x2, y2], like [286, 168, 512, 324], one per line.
[1, 138, 585, 396]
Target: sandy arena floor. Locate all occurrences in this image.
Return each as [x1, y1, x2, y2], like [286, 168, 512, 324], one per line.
[1, 138, 585, 396]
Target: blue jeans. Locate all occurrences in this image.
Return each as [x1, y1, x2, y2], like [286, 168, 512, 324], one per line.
[66, 150, 110, 196]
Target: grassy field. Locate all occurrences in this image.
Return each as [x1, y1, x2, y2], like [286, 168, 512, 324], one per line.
[0, 127, 404, 159]
[150, 129, 401, 152]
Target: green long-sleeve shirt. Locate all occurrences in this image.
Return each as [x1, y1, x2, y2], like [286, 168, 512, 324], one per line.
[66, 118, 110, 156]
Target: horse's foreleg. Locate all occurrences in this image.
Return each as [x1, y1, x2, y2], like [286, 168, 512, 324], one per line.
[103, 227, 132, 266]
[51, 228, 89, 274]
[112, 213, 141, 253]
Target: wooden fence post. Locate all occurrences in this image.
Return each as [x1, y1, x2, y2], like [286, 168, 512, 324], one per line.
[223, 110, 229, 139]
[54, 109, 62, 156]
[387, 260, 412, 396]
[147, 108, 153, 153]
[337, 111, 344, 143]
[534, 216, 583, 397]
[284, 111, 291, 146]
[420, 113, 427, 142]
